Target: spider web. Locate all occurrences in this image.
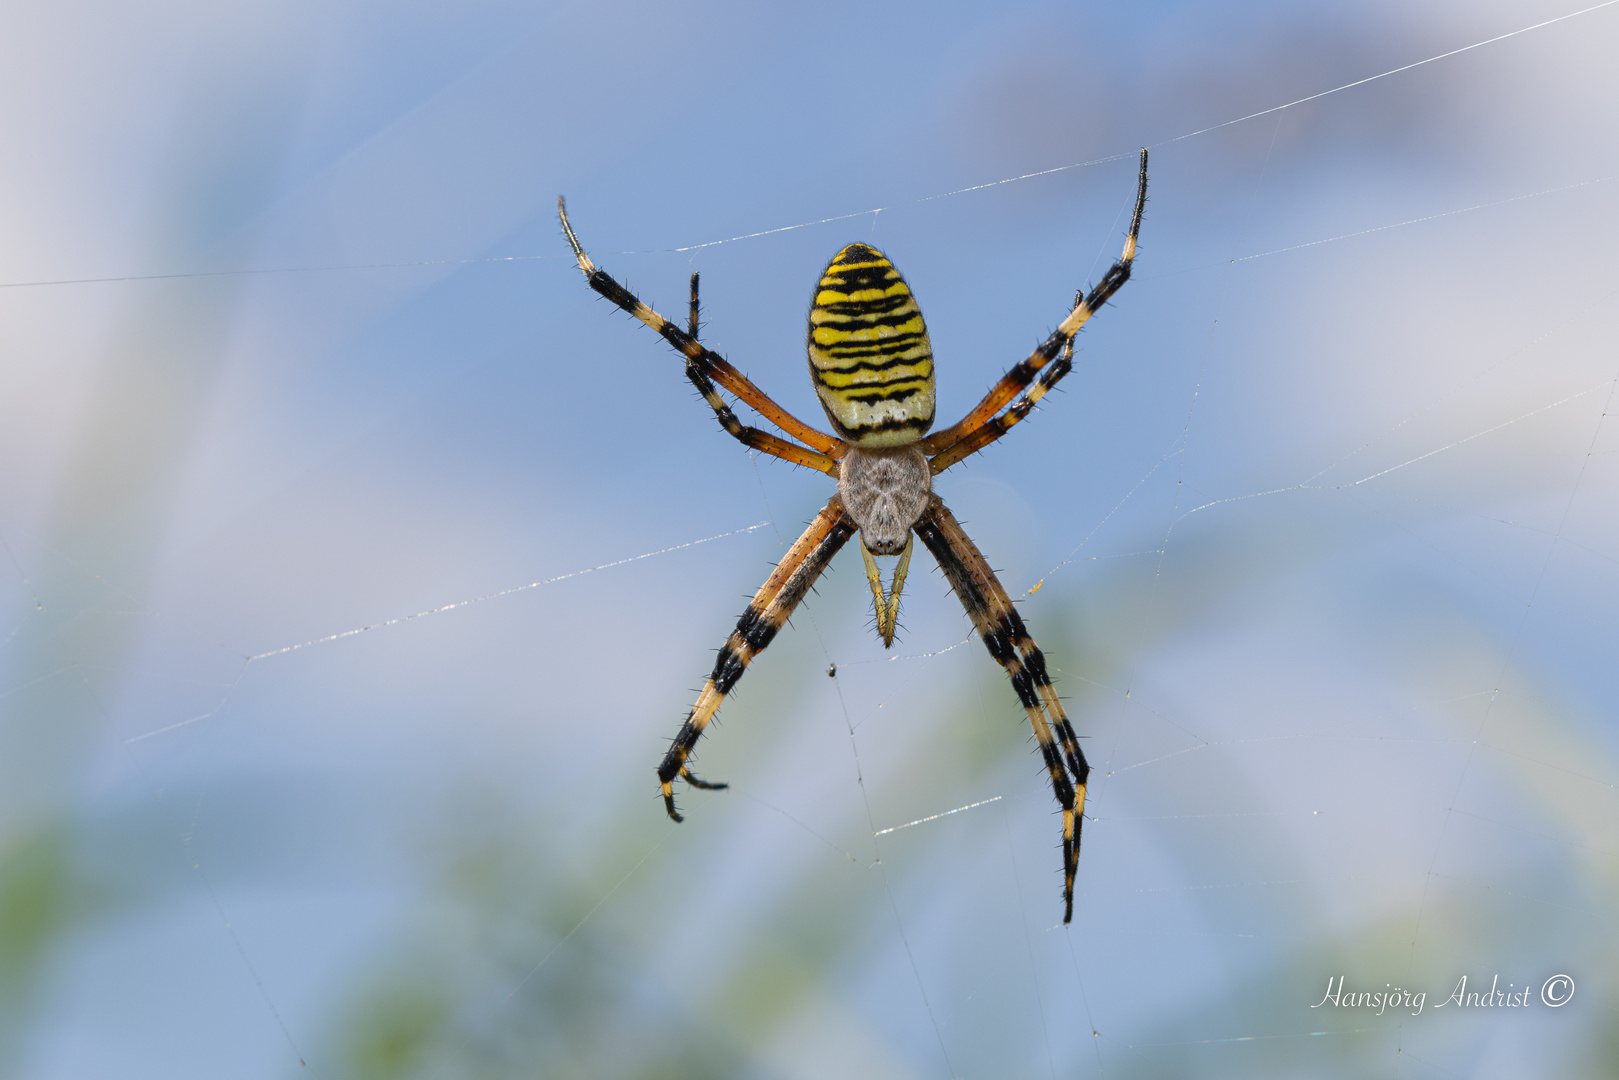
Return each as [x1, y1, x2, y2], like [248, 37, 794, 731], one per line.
[2, 1, 1617, 1077]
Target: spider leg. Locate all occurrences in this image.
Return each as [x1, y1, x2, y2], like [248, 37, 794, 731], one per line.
[558, 199, 845, 464]
[658, 495, 857, 821]
[925, 149, 1148, 470]
[914, 495, 1091, 923]
[927, 336, 1076, 474]
[688, 270, 701, 339]
[679, 272, 838, 474]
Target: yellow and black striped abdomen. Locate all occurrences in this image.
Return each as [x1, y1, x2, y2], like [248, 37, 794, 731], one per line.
[807, 243, 935, 447]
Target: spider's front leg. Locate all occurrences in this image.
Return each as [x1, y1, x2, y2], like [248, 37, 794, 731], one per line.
[914, 495, 1091, 923]
[658, 495, 856, 820]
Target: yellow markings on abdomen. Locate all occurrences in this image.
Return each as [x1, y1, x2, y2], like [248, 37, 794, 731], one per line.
[806, 243, 935, 447]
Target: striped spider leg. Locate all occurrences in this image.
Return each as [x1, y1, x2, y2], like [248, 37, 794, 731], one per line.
[557, 197, 841, 475]
[927, 148, 1148, 473]
[656, 496, 856, 819]
[557, 202, 852, 817]
[914, 496, 1090, 923]
[557, 150, 1146, 921]
[657, 271, 864, 817]
[912, 150, 1145, 917]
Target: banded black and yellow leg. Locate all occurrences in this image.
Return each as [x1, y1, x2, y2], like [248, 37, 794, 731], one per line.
[925, 149, 1148, 465]
[914, 495, 1090, 923]
[688, 271, 702, 339]
[927, 337, 1078, 473]
[673, 274, 839, 474]
[858, 534, 913, 648]
[1012, 606, 1091, 813]
[558, 197, 845, 463]
[657, 495, 857, 821]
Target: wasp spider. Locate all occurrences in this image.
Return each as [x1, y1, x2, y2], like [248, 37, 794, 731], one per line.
[558, 150, 1147, 922]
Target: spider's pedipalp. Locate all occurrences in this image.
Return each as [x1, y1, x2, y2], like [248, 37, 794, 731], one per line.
[859, 533, 914, 649]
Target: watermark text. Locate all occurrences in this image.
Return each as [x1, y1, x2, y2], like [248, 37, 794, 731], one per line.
[1311, 973, 1574, 1016]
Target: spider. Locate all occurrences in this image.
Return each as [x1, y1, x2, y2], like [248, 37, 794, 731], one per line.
[557, 149, 1147, 922]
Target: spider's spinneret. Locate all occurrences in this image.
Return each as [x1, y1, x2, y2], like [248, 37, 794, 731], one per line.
[807, 244, 936, 448]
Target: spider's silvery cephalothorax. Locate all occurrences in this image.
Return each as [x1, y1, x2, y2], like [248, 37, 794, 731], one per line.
[557, 150, 1147, 923]
[838, 444, 930, 554]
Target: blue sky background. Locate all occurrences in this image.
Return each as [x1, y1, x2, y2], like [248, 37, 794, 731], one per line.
[2, 1, 1617, 1077]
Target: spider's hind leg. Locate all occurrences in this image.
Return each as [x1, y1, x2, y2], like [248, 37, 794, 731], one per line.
[668, 269, 838, 474]
[556, 197, 844, 466]
[924, 148, 1148, 472]
[688, 271, 701, 339]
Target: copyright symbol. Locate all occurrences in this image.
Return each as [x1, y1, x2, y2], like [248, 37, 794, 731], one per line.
[1541, 974, 1575, 1007]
